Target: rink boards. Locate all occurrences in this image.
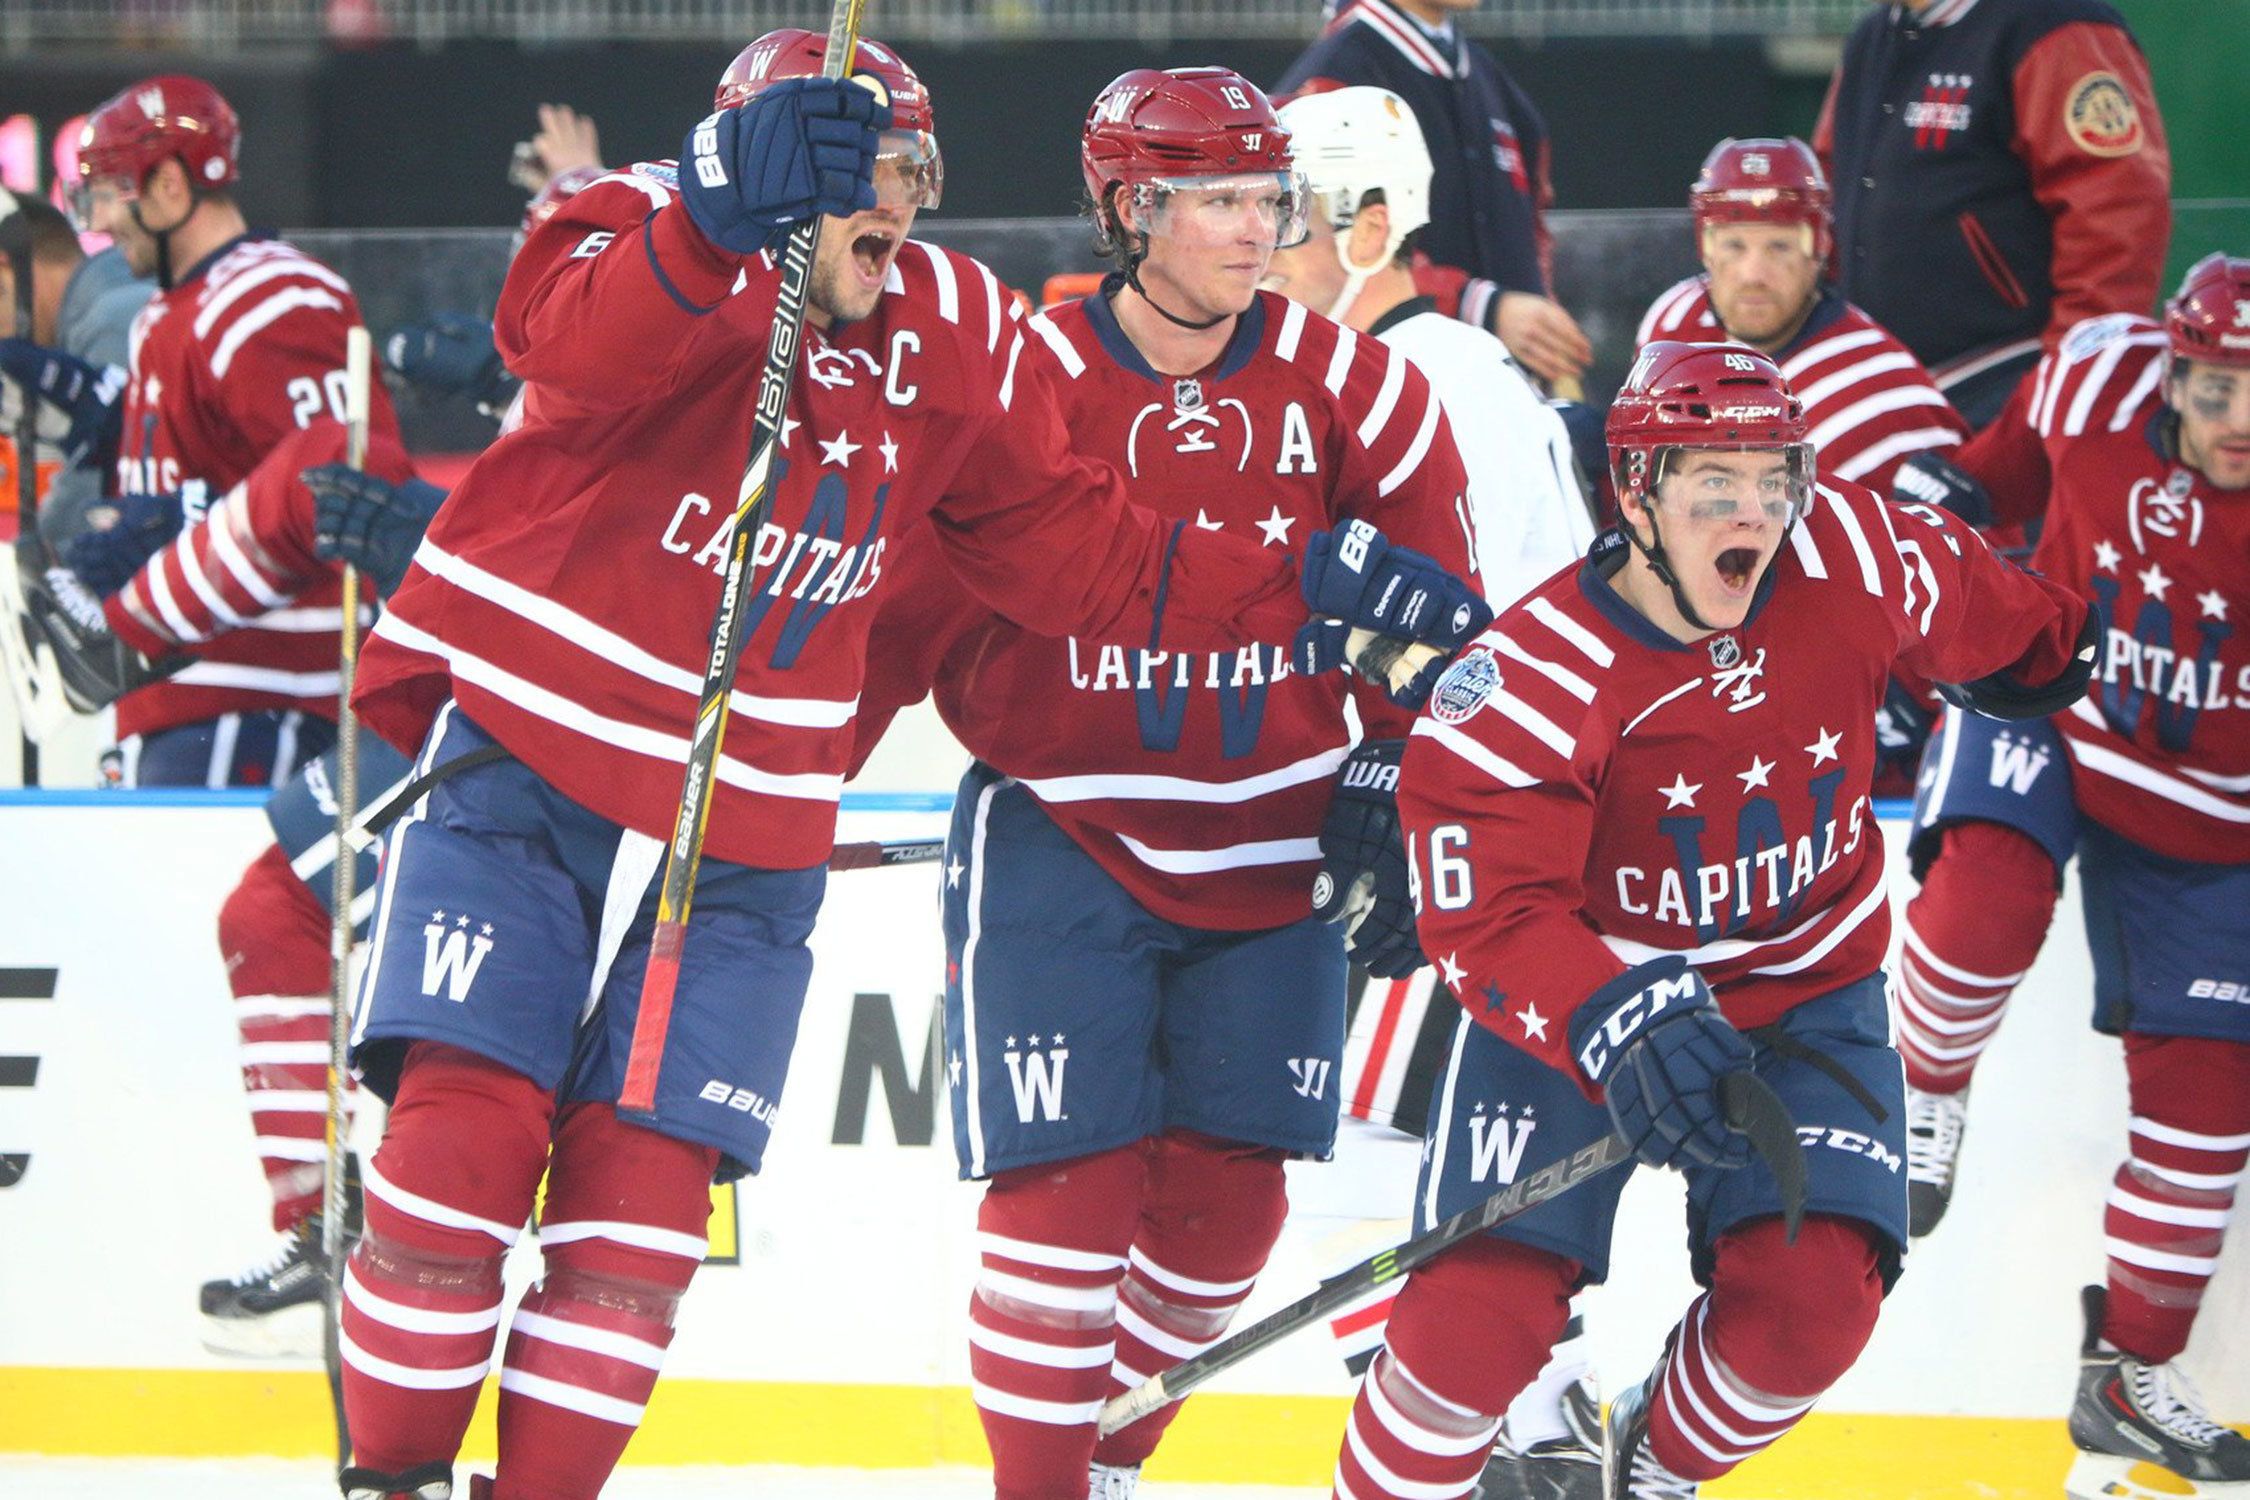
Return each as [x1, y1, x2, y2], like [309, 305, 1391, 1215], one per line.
[0, 792, 2242, 1498]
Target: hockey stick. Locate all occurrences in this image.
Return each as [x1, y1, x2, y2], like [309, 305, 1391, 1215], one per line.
[320, 326, 373, 1467]
[617, 0, 869, 1121]
[826, 835, 942, 871]
[0, 185, 36, 785]
[1095, 1071, 1807, 1436]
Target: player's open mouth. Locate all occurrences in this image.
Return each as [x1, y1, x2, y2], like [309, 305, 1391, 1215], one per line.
[1716, 547, 1759, 593]
[851, 229, 899, 286]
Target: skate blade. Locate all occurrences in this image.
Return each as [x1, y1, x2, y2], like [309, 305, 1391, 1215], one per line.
[2064, 1450, 2249, 1500]
[199, 1303, 324, 1360]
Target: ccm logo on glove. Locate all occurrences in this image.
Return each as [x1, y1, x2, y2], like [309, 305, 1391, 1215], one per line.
[1575, 969, 1703, 1079]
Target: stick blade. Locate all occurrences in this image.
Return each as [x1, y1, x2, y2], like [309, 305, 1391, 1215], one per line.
[1720, 1071, 1808, 1242]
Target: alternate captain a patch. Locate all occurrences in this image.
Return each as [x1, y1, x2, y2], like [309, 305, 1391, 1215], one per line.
[1432, 647, 1502, 725]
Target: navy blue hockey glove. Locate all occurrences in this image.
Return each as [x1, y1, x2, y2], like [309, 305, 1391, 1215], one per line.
[1312, 739, 1423, 978]
[680, 78, 886, 257]
[1296, 521, 1492, 705]
[63, 483, 209, 597]
[1891, 451, 1992, 529]
[1569, 957, 1755, 1171]
[306, 465, 446, 598]
[0, 338, 126, 468]
[1873, 674, 1935, 765]
[383, 314, 515, 412]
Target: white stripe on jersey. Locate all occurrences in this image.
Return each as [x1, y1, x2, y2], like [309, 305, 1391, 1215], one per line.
[997, 331, 1027, 411]
[195, 256, 351, 340]
[2062, 730, 2250, 825]
[1780, 327, 1888, 382]
[1525, 595, 1614, 667]
[413, 541, 858, 728]
[1818, 486, 1885, 595]
[1112, 832, 1322, 875]
[1347, 1, 1453, 77]
[210, 286, 347, 379]
[1325, 325, 1359, 396]
[1597, 863, 1886, 974]
[2110, 355, 2167, 431]
[1356, 345, 1407, 448]
[1375, 386, 1441, 498]
[1027, 311, 1085, 378]
[1483, 630, 1595, 703]
[1804, 384, 1954, 455]
[1409, 718, 1538, 788]
[977, 261, 1005, 352]
[921, 241, 960, 324]
[171, 661, 342, 696]
[2061, 335, 2161, 435]
[1792, 348, 1920, 411]
[1015, 745, 1346, 805]
[1832, 425, 1960, 482]
[1275, 297, 1309, 363]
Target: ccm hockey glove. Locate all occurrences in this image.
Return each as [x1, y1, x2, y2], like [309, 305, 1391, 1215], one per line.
[63, 483, 209, 597]
[1312, 739, 1423, 977]
[1569, 957, 1754, 1171]
[680, 78, 886, 257]
[307, 465, 446, 597]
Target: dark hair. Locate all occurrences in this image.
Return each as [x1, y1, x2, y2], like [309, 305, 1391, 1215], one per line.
[14, 195, 84, 265]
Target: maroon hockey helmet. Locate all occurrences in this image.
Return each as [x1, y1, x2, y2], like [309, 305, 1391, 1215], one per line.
[2165, 252, 2250, 368]
[1080, 67, 1307, 246]
[1607, 341, 1814, 518]
[714, 29, 941, 208]
[71, 74, 240, 226]
[1689, 137, 1831, 260]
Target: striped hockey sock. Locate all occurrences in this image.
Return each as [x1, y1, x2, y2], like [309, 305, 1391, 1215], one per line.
[1891, 822, 2057, 1094]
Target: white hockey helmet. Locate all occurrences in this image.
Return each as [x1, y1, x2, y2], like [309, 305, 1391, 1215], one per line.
[1275, 86, 1433, 318]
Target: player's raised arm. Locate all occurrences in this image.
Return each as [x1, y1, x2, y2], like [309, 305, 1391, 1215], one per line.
[497, 75, 886, 406]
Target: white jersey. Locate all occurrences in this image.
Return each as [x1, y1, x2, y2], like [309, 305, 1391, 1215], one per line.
[1372, 304, 1593, 607]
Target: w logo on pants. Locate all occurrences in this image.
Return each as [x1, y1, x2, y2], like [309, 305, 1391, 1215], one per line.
[1467, 1110, 1536, 1183]
[421, 912, 495, 1002]
[1986, 731, 2052, 795]
[1002, 1038, 1068, 1123]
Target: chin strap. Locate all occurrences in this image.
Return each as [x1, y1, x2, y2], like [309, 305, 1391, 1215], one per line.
[1114, 226, 1231, 333]
[130, 195, 196, 292]
[1620, 500, 1720, 636]
[1323, 235, 1391, 326]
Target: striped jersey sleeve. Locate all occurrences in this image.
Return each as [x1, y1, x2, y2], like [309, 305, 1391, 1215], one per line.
[1634, 275, 1721, 348]
[1777, 305, 1969, 492]
[186, 242, 383, 458]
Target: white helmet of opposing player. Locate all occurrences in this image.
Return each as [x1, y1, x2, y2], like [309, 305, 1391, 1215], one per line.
[1274, 87, 1432, 322]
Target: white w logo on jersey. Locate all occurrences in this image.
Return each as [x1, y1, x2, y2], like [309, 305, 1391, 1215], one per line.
[421, 915, 495, 1003]
[1003, 1042, 1069, 1122]
[1467, 1111, 1536, 1183]
[1987, 730, 2052, 796]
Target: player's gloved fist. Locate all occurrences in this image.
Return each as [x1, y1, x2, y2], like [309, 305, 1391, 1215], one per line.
[1891, 452, 1992, 529]
[13, 528, 177, 713]
[1299, 518, 1492, 645]
[382, 314, 514, 411]
[1569, 956, 1755, 1171]
[306, 465, 446, 597]
[1312, 739, 1423, 977]
[1291, 619, 1455, 708]
[680, 78, 887, 257]
[62, 482, 207, 597]
[0, 338, 127, 468]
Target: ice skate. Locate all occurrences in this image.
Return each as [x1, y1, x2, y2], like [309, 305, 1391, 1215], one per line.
[1602, 1370, 1697, 1500]
[338, 1461, 452, 1499]
[199, 1156, 361, 1357]
[1903, 1085, 1968, 1237]
[2066, 1287, 2250, 1499]
[1477, 1374, 1602, 1499]
[1089, 1460, 1140, 1497]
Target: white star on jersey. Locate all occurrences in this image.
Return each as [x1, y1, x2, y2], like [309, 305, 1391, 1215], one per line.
[1195, 509, 1224, 531]
[1439, 952, 1467, 989]
[2138, 562, 2172, 602]
[1659, 774, 1702, 809]
[779, 414, 800, 449]
[2201, 590, 2229, 621]
[1805, 727, 1843, 767]
[2093, 538, 2121, 572]
[1737, 755, 1775, 792]
[1255, 505, 1295, 547]
[1515, 1002, 1550, 1042]
[819, 429, 861, 467]
[946, 859, 964, 889]
[879, 430, 900, 473]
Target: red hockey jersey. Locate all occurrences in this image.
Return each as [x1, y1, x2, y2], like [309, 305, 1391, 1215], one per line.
[2033, 416, 2250, 864]
[1397, 480, 2086, 1074]
[854, 287, 1476, 930]
[1955, 311, 2169, 529]
[110, 235, 399, 741]
[355, 166, 1313, 871]
[1633, 279, 1969, 493]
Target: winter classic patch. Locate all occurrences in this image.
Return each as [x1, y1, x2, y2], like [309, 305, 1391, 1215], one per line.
[1431, 647, 1502, 725]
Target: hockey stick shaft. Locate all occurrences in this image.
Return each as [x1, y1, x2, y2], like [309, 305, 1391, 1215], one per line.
[1096, 1131, 1633, 1436]
[825, 835, 943, 871]
[321, 326, 373, 1466]
[1, 187, 37, 786]
[618, 0, 868, 1119]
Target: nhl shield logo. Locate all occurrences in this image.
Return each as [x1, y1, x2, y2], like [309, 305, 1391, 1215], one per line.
[1708, 635, 1743, 670]
[1173, 377, 1205, 413]
[1432, 648, 1501, 725]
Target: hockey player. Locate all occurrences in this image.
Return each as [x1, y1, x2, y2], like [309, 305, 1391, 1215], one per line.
[1887, 303, 2169, 1235]
[332, 36, 1486, 1500]
[1325, 340, 2094, 1500]
[1886, 255, 2250, 1494]
[1272, 0, 1590, 388]
[1637, 135, 1976, 799]
[843, 67, 1481, 1500]
[57, 73, 401, 786]
[1263, 84, 1600, 1500]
